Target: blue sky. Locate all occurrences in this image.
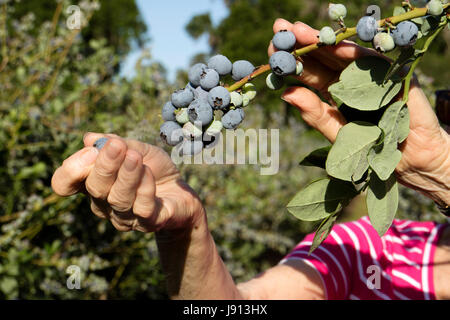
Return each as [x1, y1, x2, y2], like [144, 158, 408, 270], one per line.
[121, 0, 229, 82]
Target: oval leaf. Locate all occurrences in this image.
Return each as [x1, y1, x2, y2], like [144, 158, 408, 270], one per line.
[286, 178, 357, 221]
[326, 122, 381, 181]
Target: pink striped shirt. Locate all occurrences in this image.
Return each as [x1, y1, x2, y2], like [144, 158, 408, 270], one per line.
[280, 216, 448, 300]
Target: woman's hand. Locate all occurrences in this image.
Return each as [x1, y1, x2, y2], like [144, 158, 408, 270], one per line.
[270, 19, 449, 205]
[51, 133, 204, 233]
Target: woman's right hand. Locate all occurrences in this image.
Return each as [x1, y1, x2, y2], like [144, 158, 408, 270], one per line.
[51, 133, 204, 234]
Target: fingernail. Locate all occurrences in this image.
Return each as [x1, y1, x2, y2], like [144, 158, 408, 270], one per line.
[124, 155, 138, 171]
[106, 140, 121, 159]
[80, 148, 98, 166]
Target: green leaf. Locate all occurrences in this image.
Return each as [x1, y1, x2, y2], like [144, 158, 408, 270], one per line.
[396, 105, 410, 143]
[309, 214, 338, 254]
[329, 57, 402, 111]
[326, 122, 381, 181]
[299, 146, 331, 169]
[421, 16, 440, 36]
[366, 172, 399, 237]
[286, 178, 358, 221]
[368, 101, 406, 180]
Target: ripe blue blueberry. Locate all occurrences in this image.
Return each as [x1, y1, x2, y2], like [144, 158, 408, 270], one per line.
[200, 68, 220, 91]
[319, 26, 336, 45]
[160, 121, 183, 146]
[207, 86, 231, 110]
[181, 139, 204, 156]
[187, 100, 214, 126]
[231, 60, 255, 81]
[272, 30, 296, 51]
[269, 51, 297, 76]
[328, 4, 347, 21]
[162, 101, 177, 121]
[188, 63, 207, 87]
[392, 21, 419, 47]
[266, 73, 284, 90]
[171, 88, 194, 108]
[372, 32, 395, 52]
[93, 137, 109, 150]
[222, 108, 244, 129]
[195, 86, 209, 102]
[356, 16, 379, 42]
[207, 55, 232, 76]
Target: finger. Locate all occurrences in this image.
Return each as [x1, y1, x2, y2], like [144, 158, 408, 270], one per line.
[83, 132, 123, 147]
[90, 197, 112, 219]
[406, 80, 441, 131]
[51, 147, 98, 196]
[107, 149, 144, 213]
[85, 138, 127, 200]
[273, 18, 293, 33]
[133, 166, 158, 219]
[282, 86, 347, 143]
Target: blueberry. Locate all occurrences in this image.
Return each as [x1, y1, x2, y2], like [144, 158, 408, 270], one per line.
[319, 26, 336, 45]
[185, 82, 196, 96]
[200, 68, 220, 91]
[175, 108, 190, 124]
[231, 60, 255, 81]
[230, 91, 243, 107]
[162, 101, 177, 121]
[160, 121, 183, 146]
[222, 108, 244, 129]
[207, 86, 231, 110]
[372, 32, 395, 52]
[272, 30, 296, 51]
[269, 51, 297, 76]
[328, 3, 347, 21]
[183, 122, 203, 140]
[242, 83, 256, 101]
[181, 139, 204, 156]
[93, 137, 109, 150]
[392, 21, 419, 47]
[207, 54, 232, 76]
[188, 63, 207, 87]
[187, 100, 214, 126]
[410, 0, 429, 7]
[266, 73, 284, 90]
[171, 88, 194, 108]
[356, 16, 378, 42]
[195, 86, 209, 102]
[296, 61, 304, 75]
[427, 0, 443, 15]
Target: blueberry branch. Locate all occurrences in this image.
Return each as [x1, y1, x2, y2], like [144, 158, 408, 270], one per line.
[226, 4, 449, 93]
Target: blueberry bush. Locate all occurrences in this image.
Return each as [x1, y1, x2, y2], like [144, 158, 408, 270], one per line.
[0, 0, 447, 299]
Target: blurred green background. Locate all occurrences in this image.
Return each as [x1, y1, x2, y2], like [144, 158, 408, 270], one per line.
[0, 0, 448, 299]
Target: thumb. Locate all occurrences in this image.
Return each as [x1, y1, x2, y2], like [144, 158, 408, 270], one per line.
[282, 86, 347, 143]
[51, 147, 99, 196]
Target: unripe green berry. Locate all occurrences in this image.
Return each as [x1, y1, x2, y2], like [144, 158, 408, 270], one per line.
[372, 32, 395, 52]
[427, 0, 443, 15]
[183, 122, 203, 139]
[242, 83, 257, 100]
[328, 3, 347, 21]
[296, 61, 304, 76]
[230, 91, 243, 107]
[242, 95, 250, 107]
[319, 26, 336, 45]
[205, 120, 223, 135]
[266, 73, 284, 90]
[175, 108, 189, 124]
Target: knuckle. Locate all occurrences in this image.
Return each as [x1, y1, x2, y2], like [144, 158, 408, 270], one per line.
[107, 192, 132, 213]
[85, 181, 108, 200]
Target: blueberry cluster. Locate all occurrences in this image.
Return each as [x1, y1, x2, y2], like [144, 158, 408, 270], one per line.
[266, 30, 303, 90]
[160, 54, 256, 155]
[354, 0, 444, 52]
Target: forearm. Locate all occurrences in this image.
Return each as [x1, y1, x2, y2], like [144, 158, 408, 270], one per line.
[155, 207, 244, 300]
